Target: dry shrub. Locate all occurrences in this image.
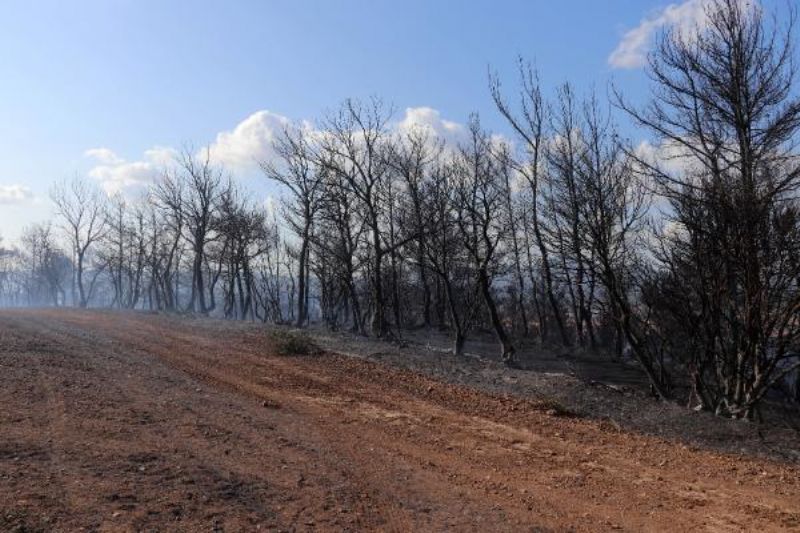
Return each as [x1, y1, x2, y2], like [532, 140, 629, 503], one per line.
[268, 329, 321, 357]
[536, 398, 578, 418]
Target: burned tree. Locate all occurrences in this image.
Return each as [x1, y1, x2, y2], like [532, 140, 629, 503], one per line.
[319, 98, 396, 337]
[573, 96, 671, 398]
[313, 166, 368, 334]
[150, 171, 186, 311]
[176, 148, 228, 314]
[262, 124, 325, 327]
[452, 116, 516, 365]
[217, 186, 269, 320]
[546, 83, 597, 348]
[19, 223, 70, 307]
[491, 61, 570, 345]
[387, 126, 443, 328]
[50, 177, 107, 308]
[617, 0, 800, 415]
[421, 162, 482, 356]
[100, 195, 148, 309]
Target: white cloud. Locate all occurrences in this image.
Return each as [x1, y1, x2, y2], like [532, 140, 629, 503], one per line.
[635, 138, 701, 177]
[608, 0, 751, 69]
[396, 107, 516, 160]
[85, 146, 177, 196]
[396, 107, 467, 146]
[143, 146, 178, 167]
[0, 185, 34, 205]
[83, 107, 471, 195]
[207, 110, 291, 171]
[84, 112, 298, 197]
[84, 147, 123, 165]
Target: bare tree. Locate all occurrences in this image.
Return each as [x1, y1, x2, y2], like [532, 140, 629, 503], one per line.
[175, 148, 228, 314]
[495, 144, 530, 337]
[319, 98, 396, 337]
[574, 96, 671, 398]
[217, 186, 269, 320]
[491, 60, 570, 345]
[546, 83, 596, 348]
[313, 166, 369, 334]
[99, 194, 148, 309]
[388, 127, 443, 328]
[150, 171, 186, 311]
[50, 176, 107, 308]
[19, 223, 70, 306]
[262, 124, 325, 326]
[452, 116, 516, 365]
[616, 0, 800, 414]
[421, 162, 482, 355]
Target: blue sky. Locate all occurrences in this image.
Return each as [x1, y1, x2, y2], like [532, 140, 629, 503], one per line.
[0, 0, 778, 241]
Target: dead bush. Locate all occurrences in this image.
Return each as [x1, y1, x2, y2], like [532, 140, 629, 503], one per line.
[268, 329, 321, 357]
[536, 398, 578, 418]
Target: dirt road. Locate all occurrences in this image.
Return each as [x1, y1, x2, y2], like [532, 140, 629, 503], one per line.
[0, 309, 798, 532]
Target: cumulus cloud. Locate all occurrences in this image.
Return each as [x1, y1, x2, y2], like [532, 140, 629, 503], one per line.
[634, 138, 707, 181]
[206, 110, 292, 171]
[0, 185, 34, 205]
[143, 146, 179, 167]
[85, 146, 177, 196]
[83, 111, 297, 197]
[395, 107, 515, 159]
[608, 0, 751, 69]
[83, 106, 471, 195]
[396, 107, 467, 146]
[84, 147, 123, 165]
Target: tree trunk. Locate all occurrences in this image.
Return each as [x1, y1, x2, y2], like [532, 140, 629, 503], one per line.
[77, 249, 87, 308]
[478, 268, 515, 365]
[370, 224, 387, 337]
[443, 277, 466, 357]
[531, 205, 569, 345]
[296, 224, 309, 327]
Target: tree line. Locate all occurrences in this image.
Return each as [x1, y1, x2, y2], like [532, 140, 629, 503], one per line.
[1, 0, 798, 417]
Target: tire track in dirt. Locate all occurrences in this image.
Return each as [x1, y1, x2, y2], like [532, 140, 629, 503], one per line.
[2, 309, 800, 532]
[52, 311, 524, 530]
[1, 311, 438, 531]
[5, 316, 115, 525]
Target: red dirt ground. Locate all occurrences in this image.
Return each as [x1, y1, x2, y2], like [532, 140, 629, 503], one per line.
[0, 309, 798, 532]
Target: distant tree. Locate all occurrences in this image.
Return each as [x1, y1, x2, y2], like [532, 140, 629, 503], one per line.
[159, 148, 228, 315]
[491, 61, 570, 345]
[387, 127, 443, 328]
[452, 116, 516, 365]
[319, 98, 397, 337]
[262, 124, 325, 327]
[50, 176, 107, 308]
[19, 222, 70, 306]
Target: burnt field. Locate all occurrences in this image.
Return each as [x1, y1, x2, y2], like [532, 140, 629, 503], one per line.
[1, 309, 799, 532]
